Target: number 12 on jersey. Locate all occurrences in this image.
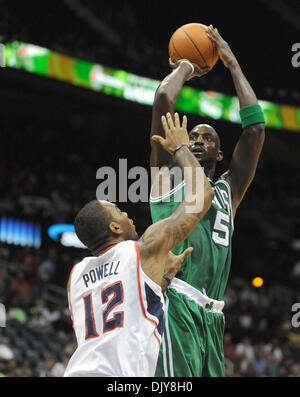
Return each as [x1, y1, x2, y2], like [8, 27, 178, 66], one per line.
[83, 281, 124, 340]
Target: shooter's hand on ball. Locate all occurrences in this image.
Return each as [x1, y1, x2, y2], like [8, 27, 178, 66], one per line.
[206, 25, 237, 68]
[152, 112, 189, 155]
[169, 58, 210, 80]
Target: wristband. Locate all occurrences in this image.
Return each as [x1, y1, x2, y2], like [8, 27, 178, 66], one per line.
[239, 104, 265, 128]
[180, 60, 195, 76]
[163, 273, 171, 286]
[173, 144, 188, 155]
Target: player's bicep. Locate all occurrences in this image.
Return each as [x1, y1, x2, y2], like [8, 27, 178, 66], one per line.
[138, 219, 172, 260]
[220, 124, 264, 213]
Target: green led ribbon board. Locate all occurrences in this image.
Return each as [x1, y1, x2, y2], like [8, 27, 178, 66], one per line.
[4, 41, 300, 132]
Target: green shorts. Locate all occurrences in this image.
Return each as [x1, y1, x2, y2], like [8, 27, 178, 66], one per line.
[155, 278, 225, 377]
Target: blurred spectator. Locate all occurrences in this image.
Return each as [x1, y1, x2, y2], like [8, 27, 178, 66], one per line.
[223, 284, 237, 309]
[251, 343, 267, 375]
[256, 318, 269, 342]
[237, 303, 253, 336]
[39, 358, 55, 377]
[264, 352, 279, 377]
[38, 248, 57, 284]
[38, 356, 67, 377]
[235, 337, 254, 374]
[0, 268, 6, 300]
[264, 338, 283, 363]
[21, 359, 34, 377]
[19, 249, 42, 296]
[243, 361, 257, 377]
[9, 271, 31, 304]
[4, 359, 18, 377]
[0, 335, 14, 361]
[290, 363, 300, 377]
[7, 295, 28, 324]
[27, 311, 53, 335]
[51, 357, 68, 377]
[30, 298, 60, 325]
[223, 333, 237, 363]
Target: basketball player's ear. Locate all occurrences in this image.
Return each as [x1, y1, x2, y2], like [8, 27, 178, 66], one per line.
[216, 150, 223, 162]
[109, 221, 123, 235]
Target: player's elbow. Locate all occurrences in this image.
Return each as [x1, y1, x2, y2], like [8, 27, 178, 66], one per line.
[154, 84, 175, 108]
[243, 123, 265, 152]
[245, 123, 265, 138]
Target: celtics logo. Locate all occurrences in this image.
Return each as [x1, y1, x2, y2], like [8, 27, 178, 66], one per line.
[205, 301, 214, 311]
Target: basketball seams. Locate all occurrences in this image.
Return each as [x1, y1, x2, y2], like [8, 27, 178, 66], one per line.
[181, 27, 208, 68]
[171, 37, 183, 61]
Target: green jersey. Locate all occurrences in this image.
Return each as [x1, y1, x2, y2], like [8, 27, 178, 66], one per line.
[150, 178, 234, 301]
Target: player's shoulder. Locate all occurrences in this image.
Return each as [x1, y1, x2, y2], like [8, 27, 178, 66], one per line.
[214, 177, 231, 192]
[68, 241, 137, 284]
[68, 255, 94, 281]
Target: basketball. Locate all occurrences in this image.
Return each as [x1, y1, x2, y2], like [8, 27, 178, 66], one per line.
[168, 23, 219, 69]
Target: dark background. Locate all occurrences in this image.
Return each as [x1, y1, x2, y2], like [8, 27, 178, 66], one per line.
[0, 0, 300, 377]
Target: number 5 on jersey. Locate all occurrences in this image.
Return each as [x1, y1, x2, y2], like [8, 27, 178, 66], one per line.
[212, 211, 230, 247]
[83, 281, 124, 340]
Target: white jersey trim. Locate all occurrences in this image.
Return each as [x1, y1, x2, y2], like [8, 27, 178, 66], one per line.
[150, 180, 185, 202]
[215, 178, 234, 230]
[169, 277, 224, 314]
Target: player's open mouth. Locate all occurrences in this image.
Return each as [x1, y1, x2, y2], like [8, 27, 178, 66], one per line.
[191, 148, 205, 155]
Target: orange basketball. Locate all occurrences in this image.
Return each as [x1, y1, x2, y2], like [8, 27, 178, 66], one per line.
[168, 23, 219, 69]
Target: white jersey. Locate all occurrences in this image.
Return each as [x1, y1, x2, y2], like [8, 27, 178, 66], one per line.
[64, 240, 165, 377]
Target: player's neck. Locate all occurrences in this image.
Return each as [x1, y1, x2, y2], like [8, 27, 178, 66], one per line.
[199, 159, 216, 181]
[93, 238, 123, 256]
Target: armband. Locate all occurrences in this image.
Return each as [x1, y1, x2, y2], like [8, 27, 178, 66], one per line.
[239, 104, 265, 128]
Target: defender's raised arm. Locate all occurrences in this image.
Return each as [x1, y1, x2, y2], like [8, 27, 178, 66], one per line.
[140, 113, 214, 286]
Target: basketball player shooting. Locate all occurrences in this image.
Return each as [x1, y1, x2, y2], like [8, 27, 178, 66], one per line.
[64, 113, 214, 377]
[149, 25, 265, 376]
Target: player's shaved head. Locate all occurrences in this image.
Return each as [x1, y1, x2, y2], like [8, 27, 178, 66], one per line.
[74, 200, 112, 253]
[189, 124, 221, 150]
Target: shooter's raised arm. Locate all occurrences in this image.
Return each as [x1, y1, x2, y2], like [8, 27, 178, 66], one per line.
[150, 60, 209, 168]
[206, 25, 265, 217]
